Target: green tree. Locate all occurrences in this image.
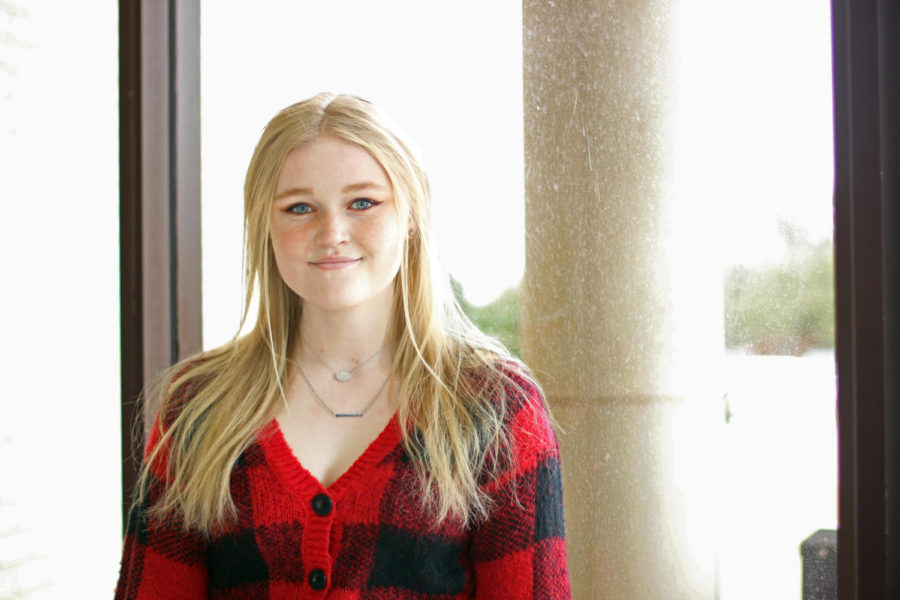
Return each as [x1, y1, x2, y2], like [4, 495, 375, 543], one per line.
[725, 223, 834, 354]
[452, 278, 522, 358]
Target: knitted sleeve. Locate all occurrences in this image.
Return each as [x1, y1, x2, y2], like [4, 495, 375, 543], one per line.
[114, 424, 210, 599]
[469, 372, 572, 600]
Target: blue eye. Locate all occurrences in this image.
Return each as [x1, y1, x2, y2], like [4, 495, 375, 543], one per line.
[350, 198, 378, 210]
[287, 203, 313, 215]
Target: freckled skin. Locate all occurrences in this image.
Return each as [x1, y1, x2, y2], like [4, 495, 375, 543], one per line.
[269, 136, 403, 318]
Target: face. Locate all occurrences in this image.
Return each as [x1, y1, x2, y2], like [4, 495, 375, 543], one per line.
[270, 136, 404, 317]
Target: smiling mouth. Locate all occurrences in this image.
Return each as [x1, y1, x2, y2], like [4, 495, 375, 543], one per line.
[310, 257, 361, 270]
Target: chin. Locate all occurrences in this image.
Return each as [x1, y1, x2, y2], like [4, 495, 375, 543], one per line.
[295, 279, 396, 316]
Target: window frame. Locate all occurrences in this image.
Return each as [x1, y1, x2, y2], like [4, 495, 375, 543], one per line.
[118, 0, 202, 528]
[832, 0, 900, 596]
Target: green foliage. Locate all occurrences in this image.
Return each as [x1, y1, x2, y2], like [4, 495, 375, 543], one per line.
[451, 278, 522, 358]
[450, 222, 835, 359]
[725, 227, 834, 355]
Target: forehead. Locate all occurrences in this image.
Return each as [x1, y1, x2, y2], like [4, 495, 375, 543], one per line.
[275, 136, 391, 191]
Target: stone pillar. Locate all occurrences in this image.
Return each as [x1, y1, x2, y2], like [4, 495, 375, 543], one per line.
[522, 1, 722, 598]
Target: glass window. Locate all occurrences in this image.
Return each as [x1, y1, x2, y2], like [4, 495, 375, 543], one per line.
[200, 0, 525, 348]
[677, 1, 836, 596]
[200, 2, 836, 597]
[0, 1, 121, 597]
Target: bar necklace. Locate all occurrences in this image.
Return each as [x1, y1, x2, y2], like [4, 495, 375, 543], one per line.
[296, 362, 392, 418]
[301, 337, 385, 382]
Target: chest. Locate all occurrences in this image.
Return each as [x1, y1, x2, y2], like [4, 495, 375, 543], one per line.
[276, 402, 393, 488]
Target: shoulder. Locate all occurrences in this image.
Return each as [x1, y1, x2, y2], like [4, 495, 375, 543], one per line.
[490, 360, 548, 417]
[143, 356, 216, 463]
[151, 354, 220, 430]
[503, 364, 559, 458]
[469, 360, 558, 459]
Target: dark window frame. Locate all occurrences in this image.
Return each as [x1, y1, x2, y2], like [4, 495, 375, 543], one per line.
[118, 0, 201, 528]
[832, 0, 899, 597]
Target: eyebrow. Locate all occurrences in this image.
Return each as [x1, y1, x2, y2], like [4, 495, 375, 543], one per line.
[274, 181, 388, 200]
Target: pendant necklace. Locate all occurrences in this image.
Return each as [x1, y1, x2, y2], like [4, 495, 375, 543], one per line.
[301, 337, 385, 382]
[296, 362, 391, 418]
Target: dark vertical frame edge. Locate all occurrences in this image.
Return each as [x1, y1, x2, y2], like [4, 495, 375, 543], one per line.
[834, 0, 900, 597]
[119, 0, 143, 533]
[880, 0, 900, 595]
[118, 0, 202, 535]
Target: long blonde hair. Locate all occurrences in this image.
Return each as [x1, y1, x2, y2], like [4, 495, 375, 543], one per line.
[138, 93, 535, 533]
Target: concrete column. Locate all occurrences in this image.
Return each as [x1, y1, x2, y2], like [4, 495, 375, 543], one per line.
[522, 1, 722, 598]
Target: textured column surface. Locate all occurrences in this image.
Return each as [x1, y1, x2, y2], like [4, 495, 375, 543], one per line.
[522, 1, 722, 598]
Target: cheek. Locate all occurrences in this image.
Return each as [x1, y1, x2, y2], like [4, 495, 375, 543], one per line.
[269, 230, 312, 287]
[369, 221, 404, 268]
[270, 227, 308, 259]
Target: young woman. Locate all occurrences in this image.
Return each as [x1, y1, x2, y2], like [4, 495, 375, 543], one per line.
[115, 93, 570, 599]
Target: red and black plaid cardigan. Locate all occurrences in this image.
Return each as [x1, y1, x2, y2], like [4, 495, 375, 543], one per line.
[115, 369, 571, 599]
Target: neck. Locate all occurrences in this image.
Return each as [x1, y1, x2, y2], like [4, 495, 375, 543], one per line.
[297, 304, 393, 364]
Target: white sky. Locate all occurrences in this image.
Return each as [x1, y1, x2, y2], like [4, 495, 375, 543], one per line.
[200, 0, 834, 346]
[1, 2, 122, 595]
[200, 1, 526, 348]
[675, 0, 834, 266]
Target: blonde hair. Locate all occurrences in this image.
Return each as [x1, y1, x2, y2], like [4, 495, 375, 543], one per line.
[138, 93, 535, 533]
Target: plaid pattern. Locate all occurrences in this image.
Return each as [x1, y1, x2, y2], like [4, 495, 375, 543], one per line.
[115, 370, 571, 599]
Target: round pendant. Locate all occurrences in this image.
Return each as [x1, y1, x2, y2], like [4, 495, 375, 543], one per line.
[335, 371, 353, 382]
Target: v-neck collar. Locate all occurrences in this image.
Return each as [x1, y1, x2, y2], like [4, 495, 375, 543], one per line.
[257, 416, 402, 501]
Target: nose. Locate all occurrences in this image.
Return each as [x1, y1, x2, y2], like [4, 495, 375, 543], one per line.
[314, 210, 349, 247]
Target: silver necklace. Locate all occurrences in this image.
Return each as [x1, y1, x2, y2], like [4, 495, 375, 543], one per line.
[301, 337, 385, 382]
[296, 362, 391, 418]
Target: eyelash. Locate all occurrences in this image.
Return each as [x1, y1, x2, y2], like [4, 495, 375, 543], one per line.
[284, 198, 381, 215]
[350, 198, 380, 210]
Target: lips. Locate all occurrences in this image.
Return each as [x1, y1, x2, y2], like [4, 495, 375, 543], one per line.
[309, 256, 361, 270]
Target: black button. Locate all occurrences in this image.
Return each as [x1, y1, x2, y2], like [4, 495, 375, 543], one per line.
[312, 494, 333, 516]
[308, 568, 327, 590]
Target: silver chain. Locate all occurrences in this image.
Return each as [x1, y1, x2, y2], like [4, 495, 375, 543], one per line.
[295, 361, 391, 418]
[301, 337, 385, 382]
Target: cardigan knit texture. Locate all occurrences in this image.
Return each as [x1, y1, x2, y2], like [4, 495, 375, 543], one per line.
[115, 368, 571, 599]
